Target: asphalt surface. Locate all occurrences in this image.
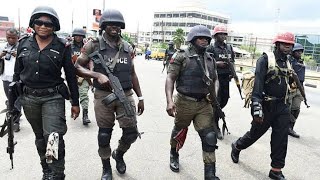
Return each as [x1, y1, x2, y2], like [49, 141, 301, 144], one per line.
[0, 55, 320, 180]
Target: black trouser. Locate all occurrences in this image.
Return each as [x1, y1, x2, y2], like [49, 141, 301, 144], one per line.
[214, 75, 230, 127]
[235, 101, 291, 169]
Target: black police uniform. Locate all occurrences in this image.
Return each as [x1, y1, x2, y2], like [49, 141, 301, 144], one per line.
[234, 52, 291, 169]
[13, 34, 79, 177]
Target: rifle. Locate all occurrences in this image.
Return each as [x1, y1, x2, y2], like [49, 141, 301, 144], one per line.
[291, 71, 310, 108]
[0, 82, 20, 169]
[224, 47, 243, 99]
[88, 51, 135, 118]
[194, 54, 230, 136]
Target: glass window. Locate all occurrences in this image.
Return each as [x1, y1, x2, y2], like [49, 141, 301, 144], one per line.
[172, 22, 178, 26]
[179, 23, 186, 27]
[195, 13, 201, 18]
[154, 22, 159, 26]
[167, 14, 172, 18]
[207, 25, 212, 29]
[202, 15, 207, 20]
[166, 22, 172, 26]
[154, 14, 159, 18]
[166, 31, 171, 35]
[187, 13, 195, 18]
[218, 18, 223, 23]
[208, 16, 213, 21]
[213, 17, 217, 22]
[173, 13, 179, 18]
[160, 14, 166, 18]
[153, 31, 158, 35]
[180, 13, 186, 18]
[224, 19, 228, 24]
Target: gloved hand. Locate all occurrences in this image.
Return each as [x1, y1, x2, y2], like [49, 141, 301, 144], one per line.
[251, 101, 263, 124]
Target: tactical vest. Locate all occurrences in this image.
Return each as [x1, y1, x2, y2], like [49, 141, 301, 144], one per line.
[71, 43, 82, 57]
[211, 44, 233, 75]
[289, 56, 305, 83]
[242, 52, 293, 107]
[176, 49, 214, 99]
[92, 37, 133, 91]
[167, 48, 176, 59]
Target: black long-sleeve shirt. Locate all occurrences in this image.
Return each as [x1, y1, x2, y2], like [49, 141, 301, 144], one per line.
[13, 34, 79, 106]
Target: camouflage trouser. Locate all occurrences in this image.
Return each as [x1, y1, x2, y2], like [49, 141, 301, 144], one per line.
[94, 89, 138, 159]
[21, 93, 67, 175]
[79, 80, 90, 109]
[288, 89, 303, 123]
[170, 93, 216, 164]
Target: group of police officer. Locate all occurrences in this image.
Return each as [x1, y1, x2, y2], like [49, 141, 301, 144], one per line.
[6, 4, 307, 180]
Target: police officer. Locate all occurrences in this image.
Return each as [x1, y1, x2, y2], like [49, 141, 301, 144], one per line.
[75, 9, 144, 180]
[288, 43, 305, 138]
[71, 28, 92, 125]
[163, 41, 176, 70]
[13, 6, 80, 179]
[230, 32, 295, 180]
[0, 28, 22, 132]
[206, 24, 235, 140]
[166, 25, 219, 180]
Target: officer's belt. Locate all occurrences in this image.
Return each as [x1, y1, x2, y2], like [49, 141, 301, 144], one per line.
[263, 95, 285, 102]
[24, 86, 58, 97]
[177, 93, 206, 102]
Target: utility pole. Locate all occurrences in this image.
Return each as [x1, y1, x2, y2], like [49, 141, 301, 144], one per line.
[136, 21, 139, 45]
[18, 8, 21, 36]
[103, 0, 105, 11]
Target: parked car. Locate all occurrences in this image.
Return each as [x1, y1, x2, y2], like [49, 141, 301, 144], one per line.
[150, 48, 166, 60]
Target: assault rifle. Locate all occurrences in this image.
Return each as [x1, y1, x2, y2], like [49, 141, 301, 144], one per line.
[0, 82, 20, 169]
[194, 55, 230, 136]
[291, 71, 310, 108]
[224, 47, 243, 99]
[88, 51, 135, 118]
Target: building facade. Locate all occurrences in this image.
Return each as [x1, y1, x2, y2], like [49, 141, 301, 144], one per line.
[152, 7, 229, 43]
[0, 16, 14, 40]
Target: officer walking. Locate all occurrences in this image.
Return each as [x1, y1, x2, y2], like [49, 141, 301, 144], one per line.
[163, 41, 176, 71]
[71, 28, 92, 125]
[230, 32, 295, 180]
[166, 25, 219, 180]
[288, 43, 305, 138]
[206, 24, 235, 140]
[0, 28, 22, 132]
[13, 6, 80, 179]
[75, 9, 144, 180]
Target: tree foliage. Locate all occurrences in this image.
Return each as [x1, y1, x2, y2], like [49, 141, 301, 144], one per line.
[122, 33, 133, 44]
[173, 28, 185, 49]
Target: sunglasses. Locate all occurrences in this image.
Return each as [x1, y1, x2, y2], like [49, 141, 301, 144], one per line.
[34, 19, 54, 28]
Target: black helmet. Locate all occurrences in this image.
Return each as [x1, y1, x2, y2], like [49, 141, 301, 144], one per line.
[72, 28, 86, 37]
[292, 43, 304, 52]
[29, 6, 60, 31]
[168, 41, 174, 45]
[99, 9, 125, 29]
[187, 25, 212, 43]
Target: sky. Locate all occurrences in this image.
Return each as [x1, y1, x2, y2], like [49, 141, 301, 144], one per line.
[0, 0, 319, 38]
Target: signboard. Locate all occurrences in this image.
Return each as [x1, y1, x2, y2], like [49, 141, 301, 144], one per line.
[92, 9, 101, 30]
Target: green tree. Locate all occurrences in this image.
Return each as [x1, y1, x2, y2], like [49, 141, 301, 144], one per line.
[122, 33, 133, 44]
[302, 55, 317, 66]
[173, 28, 185, 49]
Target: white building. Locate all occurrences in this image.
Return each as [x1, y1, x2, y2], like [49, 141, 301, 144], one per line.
[152, 7, 230, 43]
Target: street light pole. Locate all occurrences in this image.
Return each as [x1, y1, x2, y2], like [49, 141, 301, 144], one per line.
[103, 0, 105, 11]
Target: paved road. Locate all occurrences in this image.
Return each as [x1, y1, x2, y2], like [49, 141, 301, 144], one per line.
[1, 56, 320, 180]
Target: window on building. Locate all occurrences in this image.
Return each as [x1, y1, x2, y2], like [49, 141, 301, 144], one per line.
[213, 17, 217, 22]
[154, 22, 159, 26]
[187, 13, 195, 18]
[166, 22, 172, 26]
[223, 19, 228, 24]
[146, 32, 150, 36]
[195, 13, 201, 18]
[154, 14, 159, 18]
[173, 13, 179, 18]
[160, 14, 166, 18]
[153, 31, 158, 35]
[218, 18, 223, 23]
[201, 15, 207, 20]
[208, 16, 213, 21]
[146, 38, 150, 41]
[179, 22, 186, 27]
[172, 22, 178, 26]
[167, 14, 172, 18]
[207, 25, 212, 29]
[180, 13, 186, 18]
[165, 31, 171, 35]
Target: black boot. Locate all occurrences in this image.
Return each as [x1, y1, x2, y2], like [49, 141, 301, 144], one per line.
[288, 122, 300, 138]
[204, 163, 220, 180]
[41, 160, 53, 180]
[169, 148, 179, 172]
[101, 158, 112, 180]
[112, 149, 126, 174]
[231, 142, 240, 163]
[269, 170, 286, 180]
[82, 109, 91, 125]
[51, 173, 65, 180]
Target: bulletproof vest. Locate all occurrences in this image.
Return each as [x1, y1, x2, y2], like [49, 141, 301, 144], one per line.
[167, 47, 176, 59]
[210, 43, 233, 75]
[176, 48, 214, 99]
[71, 42, 82, 57]
[92, 37, 132, 91]
[263, 53, 292, 99]
[289, 56, 305, 83]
